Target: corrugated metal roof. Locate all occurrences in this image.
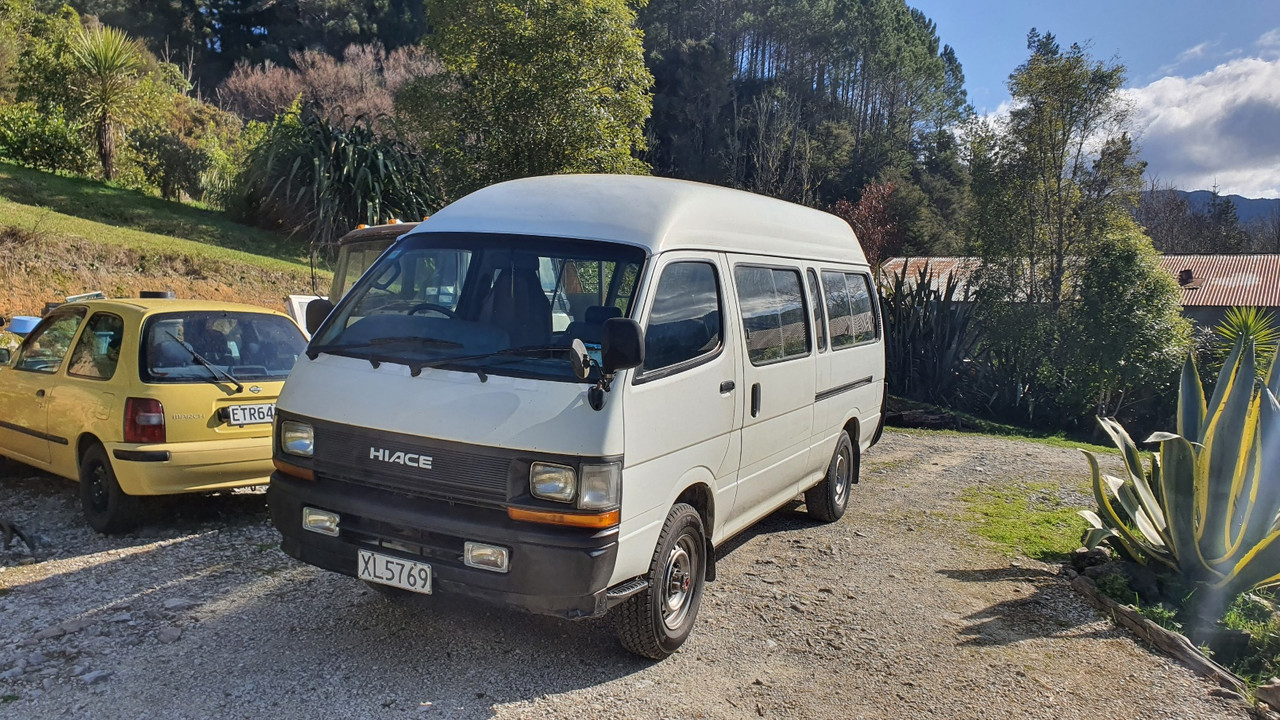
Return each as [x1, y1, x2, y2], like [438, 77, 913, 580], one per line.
[880, 254, 1280, 309]
[1158, 255, 1280, 308]
[878, 257, 981, 298]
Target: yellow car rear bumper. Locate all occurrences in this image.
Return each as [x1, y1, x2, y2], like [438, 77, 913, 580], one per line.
[106, 436, 273, 496]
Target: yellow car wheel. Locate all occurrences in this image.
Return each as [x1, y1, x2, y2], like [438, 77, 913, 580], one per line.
[79, 445, 142, 534]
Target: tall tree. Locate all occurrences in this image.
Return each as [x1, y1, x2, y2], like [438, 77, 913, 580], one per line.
[968, 30, 1186, 427]
[396, 0, 652, 200]
[70, 24, 144, 179]
[639, 0, 971, 208]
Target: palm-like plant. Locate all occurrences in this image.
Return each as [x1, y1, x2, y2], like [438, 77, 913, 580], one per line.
[242, 109, 440, 252]
[1081, 334, 1280, 602]
[1216, 307, 1278, 379]
[70, 25, 144, 180]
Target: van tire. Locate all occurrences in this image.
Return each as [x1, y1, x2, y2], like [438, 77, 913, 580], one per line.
[806, 430, 856, 523]
[79, 444, 142, 534]
[615, 503, 706, 660]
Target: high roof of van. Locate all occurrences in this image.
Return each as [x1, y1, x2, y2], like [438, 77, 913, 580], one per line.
[404, 175, 867, 265]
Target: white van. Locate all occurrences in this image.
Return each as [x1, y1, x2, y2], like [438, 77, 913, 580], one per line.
[268, 175, 885, 659]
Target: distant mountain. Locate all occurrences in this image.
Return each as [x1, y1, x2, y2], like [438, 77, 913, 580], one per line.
[1179, 190, 1280, 225]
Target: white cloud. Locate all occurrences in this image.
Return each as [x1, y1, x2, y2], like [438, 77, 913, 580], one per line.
[1258, 27, 1280, 58]
[1126, 56, 1280, 198]
[1157, 41, 1214, 75]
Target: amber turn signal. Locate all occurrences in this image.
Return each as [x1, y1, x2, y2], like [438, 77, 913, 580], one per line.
[273, 457, 315, 481]
[507, 507, 619, 529]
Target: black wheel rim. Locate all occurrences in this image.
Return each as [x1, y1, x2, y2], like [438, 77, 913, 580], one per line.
[86, 462, 110, 513]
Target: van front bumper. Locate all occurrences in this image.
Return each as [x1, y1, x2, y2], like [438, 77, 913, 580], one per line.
[107, 437, 273, 495]
[267, 472, 619, 619]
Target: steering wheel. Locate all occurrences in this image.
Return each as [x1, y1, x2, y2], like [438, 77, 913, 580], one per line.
[406, 303, 459, 318]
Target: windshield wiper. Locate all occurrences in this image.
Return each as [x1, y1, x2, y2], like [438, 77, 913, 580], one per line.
[305, 336, 463, 362]
[308, 340, 575, 380]
[407, 344, 577, 381]
[164, 331, 244, 393]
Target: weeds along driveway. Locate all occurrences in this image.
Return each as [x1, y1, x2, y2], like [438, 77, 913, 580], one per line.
[0, 431, 1245, 719]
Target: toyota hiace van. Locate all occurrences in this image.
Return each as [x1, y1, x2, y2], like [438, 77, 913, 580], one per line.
[268, 175, 885, 658]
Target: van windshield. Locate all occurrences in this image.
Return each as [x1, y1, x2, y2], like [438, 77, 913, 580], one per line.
[311, 232, 647, 382]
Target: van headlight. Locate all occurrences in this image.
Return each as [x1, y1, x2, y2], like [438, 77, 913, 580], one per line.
[577, 462, 621, 510]
[530, 462, 576, 502]
[280, 421, 314, 457]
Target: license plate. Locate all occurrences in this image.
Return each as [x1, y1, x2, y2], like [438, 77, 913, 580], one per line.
[357, 549, 432, 595]
[227, 403, 275, 426]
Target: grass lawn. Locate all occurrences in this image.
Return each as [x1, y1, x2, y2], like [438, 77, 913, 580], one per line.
[0, 163, 328, 315]
[0, 162, 309, 266]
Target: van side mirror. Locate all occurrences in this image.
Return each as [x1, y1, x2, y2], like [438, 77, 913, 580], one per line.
[305, 298, 335, 336]
[600, 318, 644, 374]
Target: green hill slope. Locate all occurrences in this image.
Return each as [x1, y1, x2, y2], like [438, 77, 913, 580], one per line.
[0, 163, 328, 317]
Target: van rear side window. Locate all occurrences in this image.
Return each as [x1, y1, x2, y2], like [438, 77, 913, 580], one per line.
[823, 271, 878, 348]
[734, 266, 809, 365]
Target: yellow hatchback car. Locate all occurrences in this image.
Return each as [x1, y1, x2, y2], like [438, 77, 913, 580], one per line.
[0, 298, 307, 533]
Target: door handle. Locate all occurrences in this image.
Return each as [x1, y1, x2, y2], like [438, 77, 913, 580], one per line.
[719, 380, 735, 393]
[750, 383, 761, 417]
[35, 389, 45, 398]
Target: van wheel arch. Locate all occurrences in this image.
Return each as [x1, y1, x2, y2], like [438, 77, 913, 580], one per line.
[674, 483, 716, 582]
[843, 417, 861, 452]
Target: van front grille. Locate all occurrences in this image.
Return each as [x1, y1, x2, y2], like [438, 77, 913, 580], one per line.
[312, 422, 511, 507]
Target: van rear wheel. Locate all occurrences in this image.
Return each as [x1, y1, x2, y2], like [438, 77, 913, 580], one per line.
[806, 430, 857, 523]
[615, 503, 706, 660]
[80, 444, 142, 534]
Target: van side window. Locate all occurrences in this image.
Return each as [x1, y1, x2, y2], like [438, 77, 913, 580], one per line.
[846, 273, 879, 343]
[822, 271, 855, 349]
[641, 261, 722, 373]
[67, 312, 124, 380]
[824, 271, 878, 348]
[734, 266, 810, 365]
[806, 268, 827, 351]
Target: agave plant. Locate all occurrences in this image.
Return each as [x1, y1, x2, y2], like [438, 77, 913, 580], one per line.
[1081, 334, 1280, 599]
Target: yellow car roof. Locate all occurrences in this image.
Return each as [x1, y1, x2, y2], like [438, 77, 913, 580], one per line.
[56, 298, 295, 320]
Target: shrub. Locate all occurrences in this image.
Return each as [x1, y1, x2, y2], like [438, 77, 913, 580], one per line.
[235, 104, 439, 251]
[0, 101, 91, 173]
[879, 261, 983, 408]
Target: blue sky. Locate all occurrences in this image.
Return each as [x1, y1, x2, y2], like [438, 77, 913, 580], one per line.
[910, 1, 1280, 198]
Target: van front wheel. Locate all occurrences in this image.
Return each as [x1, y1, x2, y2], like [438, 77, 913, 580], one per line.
[806, 430, 857, 522]
[615, 503, 706, 660]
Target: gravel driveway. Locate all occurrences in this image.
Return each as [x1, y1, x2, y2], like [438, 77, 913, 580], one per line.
[0, 430, 1247, 719]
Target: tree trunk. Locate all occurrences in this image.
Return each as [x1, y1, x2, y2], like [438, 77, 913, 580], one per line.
[96, 113, 116, 181]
